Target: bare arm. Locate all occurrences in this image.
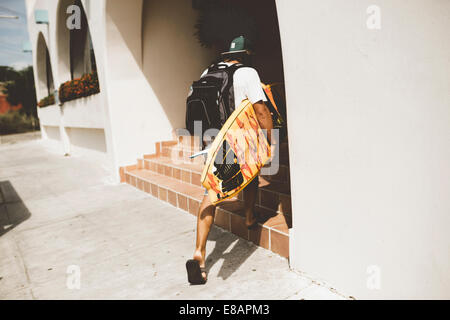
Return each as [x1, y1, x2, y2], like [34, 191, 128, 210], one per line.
[253, 101, 273, 145]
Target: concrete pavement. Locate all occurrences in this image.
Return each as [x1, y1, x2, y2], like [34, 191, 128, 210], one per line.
[0, 131, 41, 145]
[0, 136, 349, 299]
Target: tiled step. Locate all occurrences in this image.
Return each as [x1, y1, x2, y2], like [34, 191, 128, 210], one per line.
[138, 156, 292, 216]
[124, 168, 290, 258]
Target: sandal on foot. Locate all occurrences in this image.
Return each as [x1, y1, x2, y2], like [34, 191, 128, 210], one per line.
[186, 259, 207, 285]
[246, 221, 259, 230]
[246, 213, 259, 230]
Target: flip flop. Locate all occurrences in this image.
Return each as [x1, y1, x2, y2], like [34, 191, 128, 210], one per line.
[247, 221, 259, 230]
[186, 259, 207, 285]
[246, 213, 260, 230]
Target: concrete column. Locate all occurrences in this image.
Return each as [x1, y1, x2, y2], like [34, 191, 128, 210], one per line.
[277, 0, 450, 299]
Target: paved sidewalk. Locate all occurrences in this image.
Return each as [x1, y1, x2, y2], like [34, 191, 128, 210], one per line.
[0, 137, 348, 299]
[0, 131, 41, 145]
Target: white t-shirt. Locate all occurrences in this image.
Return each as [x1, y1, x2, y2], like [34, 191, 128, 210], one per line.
[200, 62, 267, 108]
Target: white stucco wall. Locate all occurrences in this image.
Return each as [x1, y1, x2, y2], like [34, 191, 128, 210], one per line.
[26, 0, 112, 162]
[60, 93, 104, 129]
[278, 0, 450, 299]
[27, 0, 184, 180]
[66, 127, 107, 153]
[37, 104, 60, 126]
[102, 0, 173, 174]
[141, 0, 217, 130]
[42, 125, 60, 141]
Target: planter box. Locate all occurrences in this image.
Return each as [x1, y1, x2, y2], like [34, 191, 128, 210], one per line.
[37, 104, 61, 126]
[60, 93, 104, 129]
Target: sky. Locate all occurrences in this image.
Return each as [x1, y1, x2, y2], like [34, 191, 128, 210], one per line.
[0, 0, 32, 70]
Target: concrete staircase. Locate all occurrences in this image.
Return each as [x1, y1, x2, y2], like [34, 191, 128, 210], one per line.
[120, 135, 292, 258]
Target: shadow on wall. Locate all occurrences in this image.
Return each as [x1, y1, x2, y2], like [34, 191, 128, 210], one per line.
[66, 127, 107, 153]
[0, 181, 31, 237]
[36, 32, 54, 99]
[140, 0, 218, 130]
[43, 125, 61, 141]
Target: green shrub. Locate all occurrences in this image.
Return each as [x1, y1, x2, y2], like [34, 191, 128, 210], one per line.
[37, 94, 55, 108]
[0, 111, 39, 135]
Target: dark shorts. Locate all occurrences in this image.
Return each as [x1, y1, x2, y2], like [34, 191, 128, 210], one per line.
[204, 175, 259, 196]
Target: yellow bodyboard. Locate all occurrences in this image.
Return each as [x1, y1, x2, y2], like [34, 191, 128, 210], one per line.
[200, 100, 271, 204]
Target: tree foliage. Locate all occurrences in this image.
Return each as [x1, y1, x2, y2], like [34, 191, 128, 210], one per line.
[0, 111, 36, 135]
[193, 0, 257, 52]
[3, 66, 38, 118]
[0, 66, 21, 82]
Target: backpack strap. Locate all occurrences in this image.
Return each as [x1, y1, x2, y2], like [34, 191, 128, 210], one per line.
[207, 62, 244, 74]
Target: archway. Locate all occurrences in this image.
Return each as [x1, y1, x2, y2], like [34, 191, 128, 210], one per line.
[35, 32, 54, 99]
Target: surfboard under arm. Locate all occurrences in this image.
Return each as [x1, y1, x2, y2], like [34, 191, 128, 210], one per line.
[200, 99, 271, 204]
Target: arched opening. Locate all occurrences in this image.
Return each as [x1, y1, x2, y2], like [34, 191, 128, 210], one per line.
[36, 32, 54, 99]
[69, 0, 97, 79]
[57, 0, 97, 81]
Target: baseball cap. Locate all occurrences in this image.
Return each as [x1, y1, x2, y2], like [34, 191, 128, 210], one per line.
[221, 36, 254, 56]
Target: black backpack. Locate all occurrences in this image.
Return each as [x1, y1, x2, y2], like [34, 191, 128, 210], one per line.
[186, 63, 243, 137]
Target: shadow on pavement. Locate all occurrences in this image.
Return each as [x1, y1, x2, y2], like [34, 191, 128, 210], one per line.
[0, 181, 31, 237]
[204, 227, 258, 281]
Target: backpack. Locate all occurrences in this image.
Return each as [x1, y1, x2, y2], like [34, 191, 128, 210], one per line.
[185, 63, 243, 137]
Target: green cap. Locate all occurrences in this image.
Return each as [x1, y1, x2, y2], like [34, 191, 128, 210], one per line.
[221, 36, 253, 55]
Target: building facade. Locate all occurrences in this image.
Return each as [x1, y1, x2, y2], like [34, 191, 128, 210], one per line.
[25, 0, 449, 299]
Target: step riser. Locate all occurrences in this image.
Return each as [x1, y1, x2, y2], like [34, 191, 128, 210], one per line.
[124, 171, 289, 258]
[142, 158, 292, 215]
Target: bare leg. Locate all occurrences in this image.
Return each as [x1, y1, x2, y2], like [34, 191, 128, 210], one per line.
[193, 195, 216, 280]
[244, 177, 259, 227]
